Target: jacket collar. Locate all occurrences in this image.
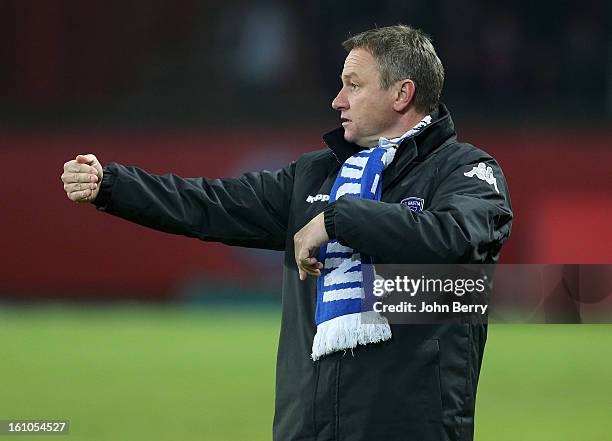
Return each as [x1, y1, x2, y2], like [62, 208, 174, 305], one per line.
[322, 103, 457, 173]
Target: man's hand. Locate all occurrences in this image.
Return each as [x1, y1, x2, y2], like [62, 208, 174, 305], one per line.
[294, 212, 329, 280]
[61, 154, 103, 203]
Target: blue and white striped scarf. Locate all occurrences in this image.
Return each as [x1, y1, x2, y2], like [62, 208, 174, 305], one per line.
[311, 115, 432, 360]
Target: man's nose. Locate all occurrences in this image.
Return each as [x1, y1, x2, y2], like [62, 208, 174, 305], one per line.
[331, 88, 347, 111]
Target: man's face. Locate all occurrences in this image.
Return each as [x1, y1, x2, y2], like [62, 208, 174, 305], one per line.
[332, 48, 399, 147]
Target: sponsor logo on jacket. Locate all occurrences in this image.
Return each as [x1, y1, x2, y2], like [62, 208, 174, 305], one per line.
[464, 163, 499, 193]
[306, 194, 329, 203]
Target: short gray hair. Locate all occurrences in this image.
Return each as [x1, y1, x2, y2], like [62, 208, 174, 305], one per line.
[342, 25, 445, 114]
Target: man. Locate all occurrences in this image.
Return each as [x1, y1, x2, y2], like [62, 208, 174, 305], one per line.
[61, 25, 512, 441]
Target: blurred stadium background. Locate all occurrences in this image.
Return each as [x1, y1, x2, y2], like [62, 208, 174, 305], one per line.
[1, 1, 610, 440]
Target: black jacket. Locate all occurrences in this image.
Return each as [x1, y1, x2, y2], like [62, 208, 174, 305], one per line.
[94, 104, 513, 441]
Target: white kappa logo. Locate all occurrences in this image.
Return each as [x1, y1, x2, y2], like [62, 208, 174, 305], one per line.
[463, 163, 499, 193]
[306, 194, 330, 203]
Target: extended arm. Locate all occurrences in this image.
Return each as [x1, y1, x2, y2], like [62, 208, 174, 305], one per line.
[62, 154, 295, 250]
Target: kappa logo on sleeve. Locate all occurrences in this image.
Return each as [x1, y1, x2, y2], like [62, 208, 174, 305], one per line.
[463, 163, 499, 193]
[400, 197, 425, 213]
[306, 194, 330, 203]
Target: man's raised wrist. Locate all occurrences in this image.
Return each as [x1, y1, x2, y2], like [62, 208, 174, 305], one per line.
[323, 202, 337, 240]
[92, 166, 115, 210]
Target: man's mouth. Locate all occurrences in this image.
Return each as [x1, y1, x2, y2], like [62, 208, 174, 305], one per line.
[341, 117, 350, 124]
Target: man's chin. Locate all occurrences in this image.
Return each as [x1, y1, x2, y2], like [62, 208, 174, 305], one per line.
[344, 131, 374, 148]
[343, 130, 360, 145]
[344, 129, 378, 148]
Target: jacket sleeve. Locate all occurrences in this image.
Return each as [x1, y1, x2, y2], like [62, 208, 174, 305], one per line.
[326, 155, 513, 263]
[93, 161, 295, 250]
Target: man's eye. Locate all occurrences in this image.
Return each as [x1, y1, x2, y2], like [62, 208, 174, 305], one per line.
[350, 83, 359, 90]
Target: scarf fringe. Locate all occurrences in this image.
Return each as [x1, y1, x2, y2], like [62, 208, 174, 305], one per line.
[311, 311, 392, 361]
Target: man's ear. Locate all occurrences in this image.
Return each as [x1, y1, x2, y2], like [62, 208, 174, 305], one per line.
[393, 79, 415, 112]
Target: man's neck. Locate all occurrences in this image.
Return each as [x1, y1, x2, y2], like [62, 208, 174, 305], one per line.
[383, 111, 427, 141]
[382, 112, 426, 144]
[358, 111, 429, 148]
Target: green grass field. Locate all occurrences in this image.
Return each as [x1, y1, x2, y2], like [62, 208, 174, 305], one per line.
[1, 305, 610, 441]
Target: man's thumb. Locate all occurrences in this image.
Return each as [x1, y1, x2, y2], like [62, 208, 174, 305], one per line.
[76, 154, 96, 165]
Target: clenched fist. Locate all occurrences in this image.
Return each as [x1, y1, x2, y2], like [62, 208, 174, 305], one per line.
[61, 154, 103, 203]
[294, 212, 328, 281]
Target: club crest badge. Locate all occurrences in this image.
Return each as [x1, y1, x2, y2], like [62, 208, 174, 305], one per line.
[400, 197, 425, 213]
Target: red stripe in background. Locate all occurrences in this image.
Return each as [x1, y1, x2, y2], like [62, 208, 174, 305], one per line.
[0, 129, 610, 298]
